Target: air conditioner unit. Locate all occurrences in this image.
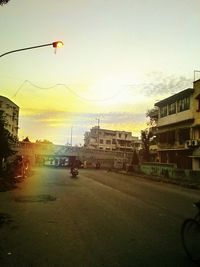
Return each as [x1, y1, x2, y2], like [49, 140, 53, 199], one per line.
[185, 140, 192, 148]
[191, 140, 199, 146]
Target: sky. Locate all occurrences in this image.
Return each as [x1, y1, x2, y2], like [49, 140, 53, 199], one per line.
[1, 0, 200, 145]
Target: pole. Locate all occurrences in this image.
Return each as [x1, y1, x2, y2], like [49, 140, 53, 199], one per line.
[0, 43, 53, 58]
[97, 118, 100, 149]
[71, 126, 73, 147]
[194, 70, 200, 82]
[0, 41, 63, 58]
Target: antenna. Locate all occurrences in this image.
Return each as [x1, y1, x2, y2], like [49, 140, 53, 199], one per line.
[194, 70, 200, 82]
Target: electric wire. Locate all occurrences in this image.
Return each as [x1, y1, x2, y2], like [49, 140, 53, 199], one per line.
[13, 80, 127, 102]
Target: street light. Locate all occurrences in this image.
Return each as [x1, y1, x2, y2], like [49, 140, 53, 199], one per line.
[0, 41, 64, 58]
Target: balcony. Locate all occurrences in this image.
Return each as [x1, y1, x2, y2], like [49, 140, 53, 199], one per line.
[157, 109, 194, 127]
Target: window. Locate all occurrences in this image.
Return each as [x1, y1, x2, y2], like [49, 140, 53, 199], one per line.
[167, 131, 175, 145]
[177, 97, 190, 112]
[106, 140, 111, 144]
[119, 134, 121, 138]
[160, 105, 167, 117]
[100, 139, 103, 144]
[178, 128, 190, 145]
[158, 131, 175, 144]
[196, 99, 200, 112]
[168, 102, 176, 115]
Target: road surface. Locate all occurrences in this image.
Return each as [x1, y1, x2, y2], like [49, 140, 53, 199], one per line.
[0, 167, 199, 267]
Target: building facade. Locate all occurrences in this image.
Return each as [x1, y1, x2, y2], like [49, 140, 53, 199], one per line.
[0, 95, 19, 137]
[154, 79, 200, 170]
[84, 126, 140, 152]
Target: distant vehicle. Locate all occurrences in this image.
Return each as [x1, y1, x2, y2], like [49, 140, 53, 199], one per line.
[80, 161, 84, 168]
[43, 159, 55, 166]
[71, 167, 79, 178]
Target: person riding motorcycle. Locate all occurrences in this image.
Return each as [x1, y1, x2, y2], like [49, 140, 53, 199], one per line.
[70, 160, 79, 175]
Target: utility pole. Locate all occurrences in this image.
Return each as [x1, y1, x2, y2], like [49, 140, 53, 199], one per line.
[70, 126, 73, 147]
[96, 118, 100, 149]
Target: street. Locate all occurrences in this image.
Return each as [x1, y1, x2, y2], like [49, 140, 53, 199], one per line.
[0, 167, 199, 267]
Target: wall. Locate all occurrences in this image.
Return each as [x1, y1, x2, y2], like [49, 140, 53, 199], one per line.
[140, 162, 200, 184]
[140, 162, 175, 178]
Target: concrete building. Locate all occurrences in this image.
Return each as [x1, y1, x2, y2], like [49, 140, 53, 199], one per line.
[154, 79, 200, 170]
[0, 95, 19, 137]
[84, 126, 140, 152]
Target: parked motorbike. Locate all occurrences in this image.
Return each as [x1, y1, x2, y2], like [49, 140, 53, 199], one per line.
[71, 167, 79, 178]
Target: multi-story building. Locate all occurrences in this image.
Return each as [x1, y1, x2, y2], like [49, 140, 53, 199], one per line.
[84, 126, 139, 152]
[0, 95, 19, 137]
[154, 79, 200, 170]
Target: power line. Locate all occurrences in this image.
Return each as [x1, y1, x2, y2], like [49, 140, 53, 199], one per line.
[13, 80, 125, 102]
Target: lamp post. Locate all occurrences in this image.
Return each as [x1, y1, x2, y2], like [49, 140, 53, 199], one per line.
[0, 41, 64, 58]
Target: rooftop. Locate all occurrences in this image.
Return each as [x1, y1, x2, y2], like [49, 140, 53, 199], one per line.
[155, 88, 194, 107]
[0, 95, 19, 108]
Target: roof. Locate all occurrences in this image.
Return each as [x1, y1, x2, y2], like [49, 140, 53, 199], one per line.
[193, 78, 200, 84]
[155, 88, 194, 107]
[0, 95, 19, 108]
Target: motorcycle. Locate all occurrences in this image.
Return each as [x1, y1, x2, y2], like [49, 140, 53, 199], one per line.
[71, 167, 79, 178]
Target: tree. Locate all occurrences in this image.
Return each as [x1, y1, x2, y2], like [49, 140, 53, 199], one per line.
[131, 149, 139, 165]
[22, 136, 31, 142]
[0, 111, 17, 174]
[0, 0, 10, 6]
[146, 107, 158, 128]
[141, 128, 153, 162]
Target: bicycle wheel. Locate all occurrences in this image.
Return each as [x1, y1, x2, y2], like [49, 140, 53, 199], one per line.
[181, 218, 200, 262]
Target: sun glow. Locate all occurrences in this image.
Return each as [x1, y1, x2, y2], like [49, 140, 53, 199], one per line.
[86, 76, 139, 105]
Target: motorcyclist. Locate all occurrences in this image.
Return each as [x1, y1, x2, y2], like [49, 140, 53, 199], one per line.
[70, 159, 79, 174]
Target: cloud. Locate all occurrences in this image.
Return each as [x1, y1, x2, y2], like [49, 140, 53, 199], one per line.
[18, 109, 147, 144]
[17, 72, 193, 144]
[143, 73, 192, 96]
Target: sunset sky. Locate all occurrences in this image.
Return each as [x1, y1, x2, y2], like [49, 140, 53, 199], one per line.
[1, 0, 200, 145]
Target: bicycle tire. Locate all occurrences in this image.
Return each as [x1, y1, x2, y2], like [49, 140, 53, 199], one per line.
[181, 218, 200, 262]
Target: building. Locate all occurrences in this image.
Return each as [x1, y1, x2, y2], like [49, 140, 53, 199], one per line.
[0, 95, 19, 137]
[84, 126, 139, 152]
[154, 79, 200, 170]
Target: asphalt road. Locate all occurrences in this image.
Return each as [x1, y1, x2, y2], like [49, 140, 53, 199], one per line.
[0, 167, 199, 267]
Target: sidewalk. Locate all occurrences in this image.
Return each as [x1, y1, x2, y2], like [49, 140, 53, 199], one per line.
[115, 170, 200, 190]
